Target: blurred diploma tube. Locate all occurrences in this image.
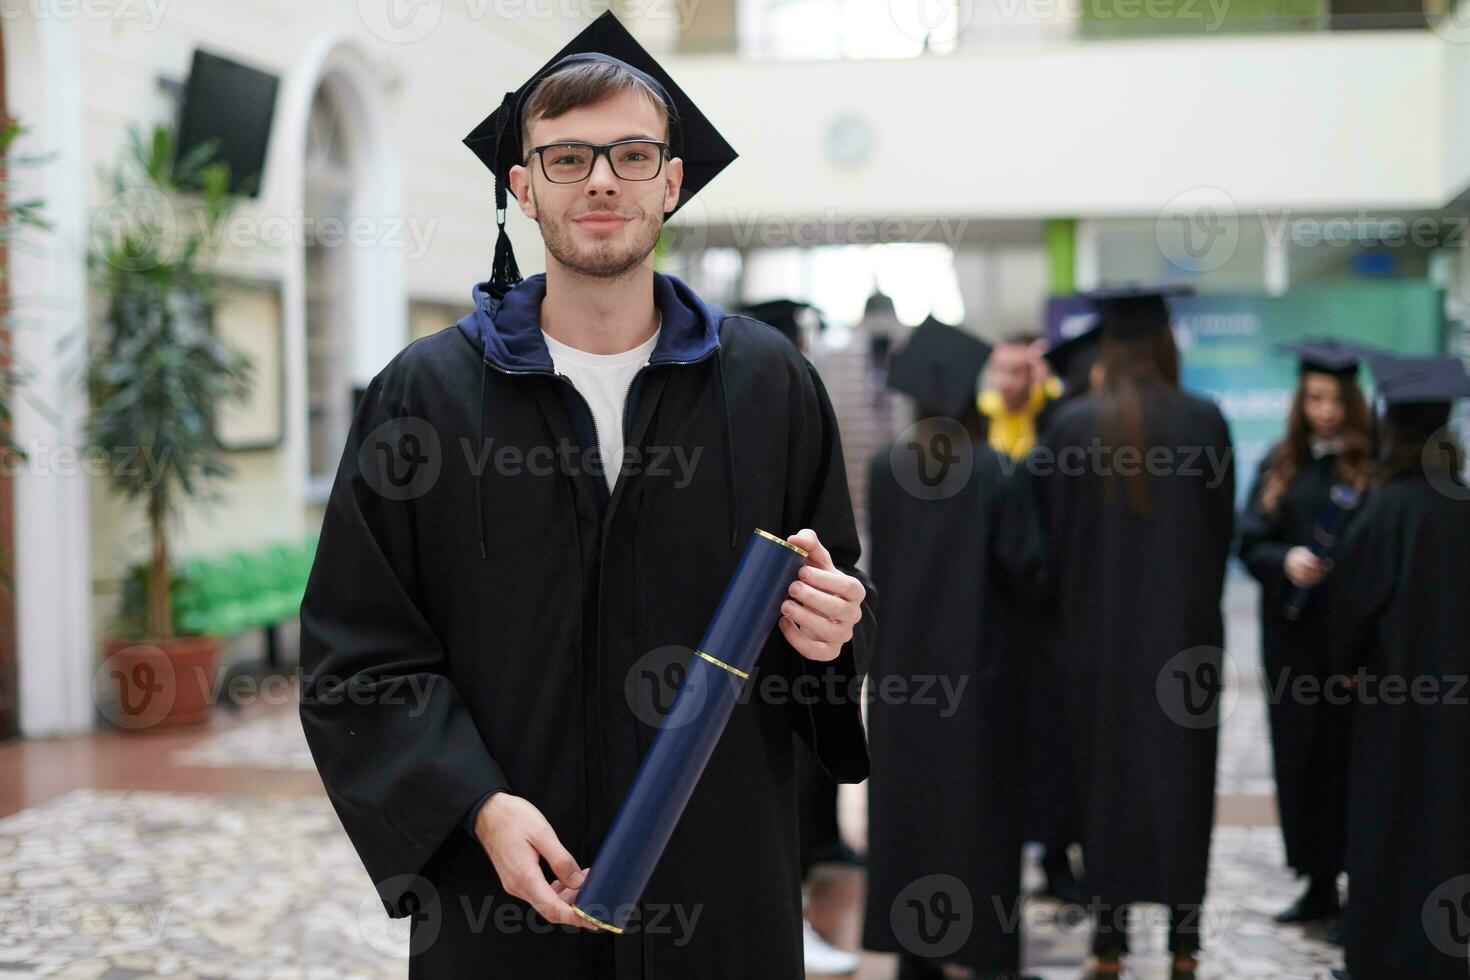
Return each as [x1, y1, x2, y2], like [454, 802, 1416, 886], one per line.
[572, 528, 808, 933]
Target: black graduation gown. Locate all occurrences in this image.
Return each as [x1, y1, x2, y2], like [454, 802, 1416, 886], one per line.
[1328, 473, 1470, 980]
[1238, 448, 1356, 881]
[1034, 387, 1235, 911]
[861, 436, 1038, 972]
[298, 272, 876, 980]
[1017, 441, 1083, 855]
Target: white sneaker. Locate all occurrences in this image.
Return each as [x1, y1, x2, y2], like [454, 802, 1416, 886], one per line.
[802, 918, 859, 975]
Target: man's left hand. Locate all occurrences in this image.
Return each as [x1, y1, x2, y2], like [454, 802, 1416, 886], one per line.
[779, 528, 865, 662]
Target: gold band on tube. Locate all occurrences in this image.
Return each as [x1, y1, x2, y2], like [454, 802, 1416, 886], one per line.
[572, 905, 625, 934]
[696, 650, 750, 679]
[754, 528, 809, 558]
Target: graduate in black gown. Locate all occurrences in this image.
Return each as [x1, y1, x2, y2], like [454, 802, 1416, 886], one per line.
[1033, 288, 1235, 980]
[861, 317, 1042, 980]
[1024, 325, 1102, 906]
[1326, 355, 1470, 980]
[1237, 339, 1375, 927]
[297, 15, 876, 979]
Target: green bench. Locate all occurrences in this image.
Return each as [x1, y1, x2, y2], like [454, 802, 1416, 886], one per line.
[172, 534, 318, 667]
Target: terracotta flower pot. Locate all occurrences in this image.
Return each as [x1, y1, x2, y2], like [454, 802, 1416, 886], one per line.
[100, 634, 223, 730]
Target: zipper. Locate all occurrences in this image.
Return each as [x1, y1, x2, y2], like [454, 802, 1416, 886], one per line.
[482, 345, 721, 921]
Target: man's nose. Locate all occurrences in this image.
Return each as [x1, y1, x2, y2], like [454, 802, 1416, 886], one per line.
[584, 153, 620, 198]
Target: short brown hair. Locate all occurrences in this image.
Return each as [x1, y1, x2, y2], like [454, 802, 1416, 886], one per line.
[520, 61, 673, 155]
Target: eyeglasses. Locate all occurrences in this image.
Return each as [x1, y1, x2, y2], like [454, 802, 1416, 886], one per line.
[526, 140, 669, 184]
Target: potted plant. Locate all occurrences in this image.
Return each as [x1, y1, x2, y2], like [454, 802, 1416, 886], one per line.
[87, 125, 251, 729]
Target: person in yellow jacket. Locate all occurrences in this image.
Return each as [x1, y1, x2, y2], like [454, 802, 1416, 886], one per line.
[978, 332, 1060, 457]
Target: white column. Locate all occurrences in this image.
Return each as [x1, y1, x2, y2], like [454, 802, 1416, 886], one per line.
[6, 16, 96, 736]
[1264, 228, 1290, 296]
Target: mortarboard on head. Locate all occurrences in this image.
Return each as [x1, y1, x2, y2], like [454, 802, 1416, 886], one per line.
[737, 298, 822, 350]
[1044, 325, 1101, 383]
[1373, 355, 1470, 403]
[886, 318, 993, 419]
[1275, 337, 1381, 380]
[462, 11, 738, 296]
[1372, 355, 1470, 431]
[1079, 284, 1194, 340]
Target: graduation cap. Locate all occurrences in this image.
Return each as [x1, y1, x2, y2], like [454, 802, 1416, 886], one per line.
[886, 317, 993, 419]
[1373, 355, 1470, 404]
[462, 11, 738, 295]
[1275, 337, 1378, 379]
[1372, 355, 1470, 431]
[737, 298, 822, 349]
[1079, 285, 1194, 340]
[1043, 326, 1102, 391]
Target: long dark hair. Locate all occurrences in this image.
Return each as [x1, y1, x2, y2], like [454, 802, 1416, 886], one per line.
[1260, 372, 1373, 514]
[1096, 327, 1181, 515]
[1375, 403, 1465, 486]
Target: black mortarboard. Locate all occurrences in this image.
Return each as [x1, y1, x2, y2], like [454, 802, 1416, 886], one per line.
[1370, 355, 1470, 433]
[1079, 285, 1193, 340]
[462, 11, 738, 296]
[1275, 337, 1378, 379]
[737, 298, 821, 350]
[1372, 355, 1470, 404]
[1043, 326, 1101, 387]
[886, 318, 993, 419]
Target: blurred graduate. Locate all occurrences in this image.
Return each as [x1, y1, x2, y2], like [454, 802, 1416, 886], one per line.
[861, 316, 1042, 980]
[297, 14, 875, 978]
[1238, 339, 1374, 929]
[1032, 288, 1235, 980]
[1327, 356, 1470, 980]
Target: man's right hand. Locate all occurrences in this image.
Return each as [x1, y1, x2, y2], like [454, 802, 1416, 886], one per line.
[472, 792, 597, 930]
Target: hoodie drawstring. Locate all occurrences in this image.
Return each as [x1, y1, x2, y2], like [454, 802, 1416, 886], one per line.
[476, 360, 489, 560]
[714, 348, 739, 549]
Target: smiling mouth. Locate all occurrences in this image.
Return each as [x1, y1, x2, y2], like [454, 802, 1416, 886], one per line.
[574, 212, 631, 228]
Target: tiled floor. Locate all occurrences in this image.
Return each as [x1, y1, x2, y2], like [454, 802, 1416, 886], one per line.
[0, 578, 1353, 978]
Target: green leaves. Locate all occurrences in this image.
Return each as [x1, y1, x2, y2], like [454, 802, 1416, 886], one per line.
[86, 123, 254, 637]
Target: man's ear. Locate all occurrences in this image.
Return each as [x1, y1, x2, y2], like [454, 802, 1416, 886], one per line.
[508, 163, 537, 220]
[662, 156, 684, 215]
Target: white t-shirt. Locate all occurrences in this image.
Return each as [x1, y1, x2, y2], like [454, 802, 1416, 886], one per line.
[541, 326, 661, 493]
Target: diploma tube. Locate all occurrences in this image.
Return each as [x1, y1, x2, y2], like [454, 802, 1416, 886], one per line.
[572, 528, 808, 933]
[1282, 483, 1360, 621]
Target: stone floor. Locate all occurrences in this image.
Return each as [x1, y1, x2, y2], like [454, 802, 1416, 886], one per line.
[0, 577, 1354, 978]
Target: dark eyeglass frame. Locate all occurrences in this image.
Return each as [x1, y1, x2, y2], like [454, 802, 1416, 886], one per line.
[525, 139, 671, 183]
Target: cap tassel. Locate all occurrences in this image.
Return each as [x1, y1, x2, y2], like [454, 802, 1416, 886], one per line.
[490, 204, 522, 297]
[489, 101, 524, 297]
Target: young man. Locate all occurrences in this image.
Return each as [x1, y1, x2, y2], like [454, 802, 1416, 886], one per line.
[298, 14, 874, 978]
[979, 332, 1058, 458]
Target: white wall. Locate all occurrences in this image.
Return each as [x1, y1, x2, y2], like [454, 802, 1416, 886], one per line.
[669, 31, 1463, 223]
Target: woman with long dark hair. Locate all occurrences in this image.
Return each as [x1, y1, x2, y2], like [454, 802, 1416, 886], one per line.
[1238, 340, 1374, 929]
[1326, 356, 1470, 980]
[1035, 288, 1235, 980]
